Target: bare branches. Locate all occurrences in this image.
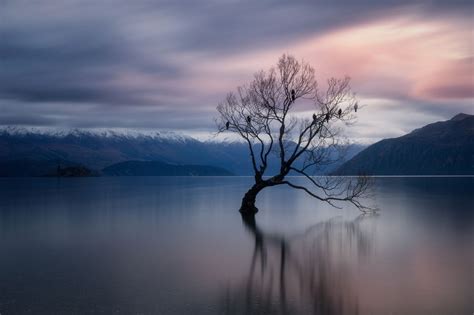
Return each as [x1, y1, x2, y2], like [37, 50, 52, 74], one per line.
[281, 175, 376, 212]
[216, 54, 373, 213]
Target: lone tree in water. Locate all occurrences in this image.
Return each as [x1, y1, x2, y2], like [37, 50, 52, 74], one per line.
[217, 54, 371, 216]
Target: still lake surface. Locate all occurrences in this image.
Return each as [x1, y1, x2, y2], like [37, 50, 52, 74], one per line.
[0, 177, 472, 315]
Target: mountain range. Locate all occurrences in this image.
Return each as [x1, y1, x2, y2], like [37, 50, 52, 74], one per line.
[335, 113, 474, 175]
[1, 113, 471, 177]
[0, 127, 363, 176]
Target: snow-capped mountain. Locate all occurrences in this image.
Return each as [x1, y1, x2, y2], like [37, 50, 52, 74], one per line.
[0, 126, 252, 175]
[0, 126, 364, 176]
[0, 126, 194, 142]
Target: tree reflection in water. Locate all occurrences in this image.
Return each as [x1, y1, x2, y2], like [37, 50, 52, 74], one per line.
[220, 214, 377, 315]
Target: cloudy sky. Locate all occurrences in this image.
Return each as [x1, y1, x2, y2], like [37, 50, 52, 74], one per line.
[0, 0, 472, 142]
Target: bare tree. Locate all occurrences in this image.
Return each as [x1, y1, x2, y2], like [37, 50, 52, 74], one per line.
[217, 54, 372, 216]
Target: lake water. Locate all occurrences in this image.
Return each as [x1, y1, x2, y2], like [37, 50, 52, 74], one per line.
[0, 177, 472, 315]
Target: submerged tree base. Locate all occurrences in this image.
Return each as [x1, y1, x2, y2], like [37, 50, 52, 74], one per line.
[239, 204, 259, 216]
[239, 186, 261, 216]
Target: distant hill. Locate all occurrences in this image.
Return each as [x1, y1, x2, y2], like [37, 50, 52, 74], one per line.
[0, 159, 75, 177]
[335, 113, 474, 175]
[52, 165, 97, 177]
[0, 159, 98, 177]
[0, 127, 363, 176]
[102, 160, 233, 176]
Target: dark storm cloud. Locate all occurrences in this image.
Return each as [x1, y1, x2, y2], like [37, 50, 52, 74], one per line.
[0, 4, 180, 105]
[0, 113, 56, 126]
[0, 100, 215, 131]
[0, 0, 472, 136]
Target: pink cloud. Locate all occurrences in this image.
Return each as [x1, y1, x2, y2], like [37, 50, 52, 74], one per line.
[297, 15, 473, 101]
[195, 13, 473, 104]
[414, 57, 474, 99]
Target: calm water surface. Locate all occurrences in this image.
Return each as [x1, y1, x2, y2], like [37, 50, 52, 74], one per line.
[0, 177, 473, 314]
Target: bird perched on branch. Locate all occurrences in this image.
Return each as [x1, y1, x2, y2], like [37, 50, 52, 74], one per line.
[354, 102, 358, 112]
[325, 113, 330, 122]
[226, 121, 230, 130]
[291, 89, 296, 102]
[312, 113, 317, 121]
[247, 116, 251, 124]
[338, 108, 342, 118]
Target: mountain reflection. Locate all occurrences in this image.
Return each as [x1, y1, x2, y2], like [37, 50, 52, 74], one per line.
[220, 214, 377, 315]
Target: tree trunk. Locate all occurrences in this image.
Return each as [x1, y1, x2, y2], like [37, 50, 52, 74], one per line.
[239, 183, 266, 216]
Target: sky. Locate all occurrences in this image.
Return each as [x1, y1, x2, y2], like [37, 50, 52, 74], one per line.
[0, 0, 473, 143]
